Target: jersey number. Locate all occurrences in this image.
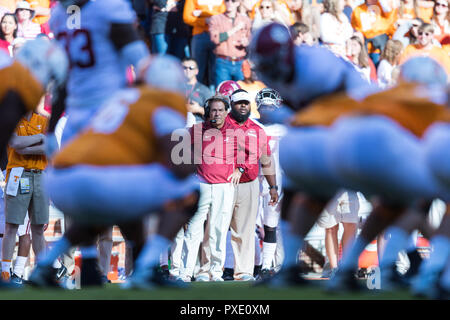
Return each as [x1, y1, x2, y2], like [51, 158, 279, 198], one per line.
[90, 89, 140, 134]
[57, 29, 95, 69]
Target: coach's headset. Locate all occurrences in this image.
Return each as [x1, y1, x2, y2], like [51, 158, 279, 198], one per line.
[203, 95, 231, 123]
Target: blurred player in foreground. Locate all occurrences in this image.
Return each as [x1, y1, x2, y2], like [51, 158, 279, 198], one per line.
[49, 0, 150, 283]
[324, 57, 449, 292]
[29, 55, 200, 289]
[251, 23, 450, 295]
[250, 22, 374, 286]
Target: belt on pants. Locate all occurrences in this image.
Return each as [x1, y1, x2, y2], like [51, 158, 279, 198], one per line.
[216, 55, 245, 62]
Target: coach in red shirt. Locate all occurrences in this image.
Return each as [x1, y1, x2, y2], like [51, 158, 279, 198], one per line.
[226, 89, 279, 281]
[179, 94, 242, 282]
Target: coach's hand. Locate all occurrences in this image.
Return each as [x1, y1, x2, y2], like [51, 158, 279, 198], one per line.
[228, 168, 242, 186]
[268, 188, 279, 206]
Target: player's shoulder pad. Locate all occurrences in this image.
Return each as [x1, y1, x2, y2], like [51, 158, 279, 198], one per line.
[0, 50, 12, 69]
[249, 117, 266, 129]
[266, 123, 288, 137]
[49, 3, 67, 31]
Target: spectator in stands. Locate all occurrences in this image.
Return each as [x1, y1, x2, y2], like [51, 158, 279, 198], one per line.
[320, 0, 354, 57]
[208, 0, 252, 88]
[252, 0, 291, 31]
[296, 0, 321, 40]
[400, 0, 434, 22]
[0, 13, 18, 55]
[430, 0, 450, 44]
[377, 39, 404, 88]
[250, 0, 295, 24]
[286, 0, 303, 22]
[0, 0, 16, 13]
[290, 22, 315, 45]
[150, 0, 191, 59]
[237, 60, 266, 118]
[351, 0, 396, 66]
[183, 57, 213, 125]
[239, 0, 256, 15]
[400, 22, 450, 73]
[183, 0, 225, 88]
[15, 1, 41, 40]
[27, 0, 51, 34]
[346, 35, 377, 82]
[393, 17, 424, 47]
[1, 111, 49, 283]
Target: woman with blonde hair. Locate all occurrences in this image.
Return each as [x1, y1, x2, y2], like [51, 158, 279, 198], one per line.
[377, 39, 404, 88]
[320, 0, 353, 57]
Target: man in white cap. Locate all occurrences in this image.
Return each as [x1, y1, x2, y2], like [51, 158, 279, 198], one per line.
[223, 88, 279, 281]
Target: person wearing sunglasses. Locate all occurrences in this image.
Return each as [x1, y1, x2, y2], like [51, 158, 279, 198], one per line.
[393, 17, 425, 47]
[252, 0, 291, 31]
[182, 58, 213, 126]
[400, 22, 450, 74]
[430, 0, 450, 43]
[249, 0, 295, 24]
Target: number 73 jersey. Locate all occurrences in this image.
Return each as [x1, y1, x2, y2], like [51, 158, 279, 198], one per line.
[49, 0, 136, 110]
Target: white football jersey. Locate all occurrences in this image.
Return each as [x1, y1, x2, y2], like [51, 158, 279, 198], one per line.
[254, 121, 287, 194]
[50, 0, 136, 111]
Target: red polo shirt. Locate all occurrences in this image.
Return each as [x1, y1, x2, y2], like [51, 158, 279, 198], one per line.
[190, 121, 236, 184]
[224, 114, 271, 183]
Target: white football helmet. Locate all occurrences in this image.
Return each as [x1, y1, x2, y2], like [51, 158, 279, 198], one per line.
[15, 37, 69, 89]
[137, 54, 187, 95]
[255, 88, 283, 109]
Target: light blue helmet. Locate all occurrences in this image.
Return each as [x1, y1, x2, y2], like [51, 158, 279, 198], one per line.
[15, 37, 69, 89]
[400, 56, 448, 87]
[138, 54, 187, 95]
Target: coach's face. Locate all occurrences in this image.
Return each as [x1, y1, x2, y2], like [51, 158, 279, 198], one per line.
[209, 101, 228, 128]
[231, 100, 251, 123]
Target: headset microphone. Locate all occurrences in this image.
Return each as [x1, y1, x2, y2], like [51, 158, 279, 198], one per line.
[210, 119, 217, 124]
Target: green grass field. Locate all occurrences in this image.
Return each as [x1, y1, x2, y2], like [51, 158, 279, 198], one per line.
[0, 281, 421, 300]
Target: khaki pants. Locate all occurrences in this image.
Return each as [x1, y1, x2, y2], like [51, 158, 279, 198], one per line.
[230, 179, 260, 279]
